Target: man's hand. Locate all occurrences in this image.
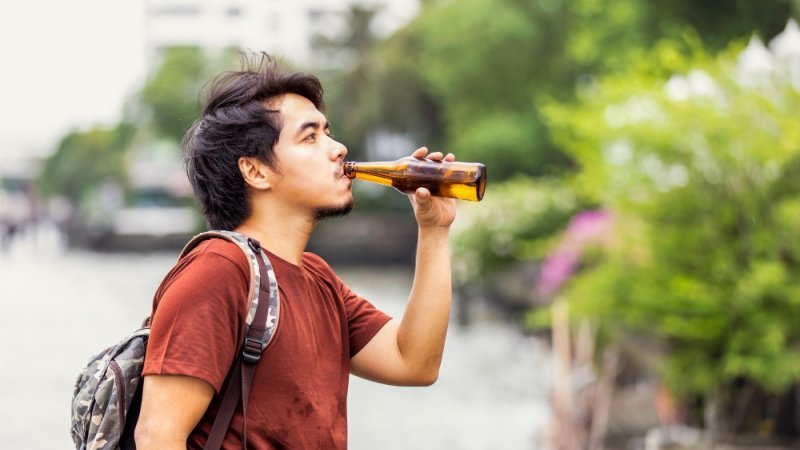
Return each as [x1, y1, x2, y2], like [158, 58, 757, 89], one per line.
[408, 147, 457, 230]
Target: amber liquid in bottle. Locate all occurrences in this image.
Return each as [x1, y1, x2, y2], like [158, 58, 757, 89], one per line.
[344, 157, 487, 202]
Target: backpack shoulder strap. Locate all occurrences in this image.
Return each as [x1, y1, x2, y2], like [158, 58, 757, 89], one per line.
[180, 230, 281, 348]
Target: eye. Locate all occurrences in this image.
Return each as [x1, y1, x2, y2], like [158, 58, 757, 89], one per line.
[304, 133, 317, 143]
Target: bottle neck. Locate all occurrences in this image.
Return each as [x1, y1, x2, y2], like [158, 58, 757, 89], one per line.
[343, 161, 356, 179]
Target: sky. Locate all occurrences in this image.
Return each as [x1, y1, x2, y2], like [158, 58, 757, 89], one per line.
[0, 0, 147, 161]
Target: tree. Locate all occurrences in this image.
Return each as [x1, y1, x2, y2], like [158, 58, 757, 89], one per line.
[315, 4, 383, 161]
[542, 35, 800, 436]
[368, 0, 798, 181]
[38, 122, 135, 207]
[382, 0, 575, 179]
[140, 47, 238, 142]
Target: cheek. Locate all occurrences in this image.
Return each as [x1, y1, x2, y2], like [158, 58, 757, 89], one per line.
[285, 168, 320, 193]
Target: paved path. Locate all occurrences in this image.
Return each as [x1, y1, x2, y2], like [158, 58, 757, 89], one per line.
[0, 226, 551, 449]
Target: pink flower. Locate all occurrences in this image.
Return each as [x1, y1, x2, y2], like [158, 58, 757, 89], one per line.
[535, 209, 613, 297]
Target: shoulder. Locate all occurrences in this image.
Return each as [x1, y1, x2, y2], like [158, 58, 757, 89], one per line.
[183, 237, 251, 279]
[152, 237, 253, 317]
[155, 238, 251, 298]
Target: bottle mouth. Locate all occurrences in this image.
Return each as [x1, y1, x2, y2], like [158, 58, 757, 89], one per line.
[343, 161, 356, 178]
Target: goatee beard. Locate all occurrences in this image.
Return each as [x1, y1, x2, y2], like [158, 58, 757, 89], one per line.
[312, 198, 355, 222]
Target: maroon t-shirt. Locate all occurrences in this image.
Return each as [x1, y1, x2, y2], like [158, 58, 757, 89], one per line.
[142, 238, 392, 449]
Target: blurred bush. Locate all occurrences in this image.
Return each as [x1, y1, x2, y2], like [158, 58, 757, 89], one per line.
[539, 34, 800, 431]
[141, 47, 239, 142]
[354, 0, 796, 181]
[38, 122, 135, 211]
[452, 177, 584, 281]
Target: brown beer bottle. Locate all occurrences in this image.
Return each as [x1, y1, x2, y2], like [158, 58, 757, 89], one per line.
[344, 157, 487, 202]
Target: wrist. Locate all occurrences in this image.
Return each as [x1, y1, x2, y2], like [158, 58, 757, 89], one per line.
[418, 224, 451, 238]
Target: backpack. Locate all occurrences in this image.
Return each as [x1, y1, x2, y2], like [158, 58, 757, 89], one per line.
[70, 230, 281, 450]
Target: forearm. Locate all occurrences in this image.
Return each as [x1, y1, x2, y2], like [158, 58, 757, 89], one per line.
[134, 430, 186, 450]
[397, 226, 452, 380]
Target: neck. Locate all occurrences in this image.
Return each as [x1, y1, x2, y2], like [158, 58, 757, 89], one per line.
[234, 201, 316, 267]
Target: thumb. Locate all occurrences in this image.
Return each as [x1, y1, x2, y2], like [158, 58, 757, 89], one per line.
[414, 188, 432, 212]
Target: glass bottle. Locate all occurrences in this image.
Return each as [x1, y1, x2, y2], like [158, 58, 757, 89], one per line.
[344, 157, 487, 202]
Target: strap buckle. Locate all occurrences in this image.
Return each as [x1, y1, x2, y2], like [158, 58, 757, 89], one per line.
[247, 238, 261, 254]
[242, 337, 265, 364]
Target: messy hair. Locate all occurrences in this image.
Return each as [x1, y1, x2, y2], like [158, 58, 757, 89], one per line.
[182, 53, 324, 230]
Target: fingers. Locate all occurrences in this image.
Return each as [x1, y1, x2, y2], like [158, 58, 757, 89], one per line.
[411, 147, 456, 162]
[426, 152, 444, 161]
[411, 147, 428, 159]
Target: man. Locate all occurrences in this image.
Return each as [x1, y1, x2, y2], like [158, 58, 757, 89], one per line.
[134, 54, 457, 449]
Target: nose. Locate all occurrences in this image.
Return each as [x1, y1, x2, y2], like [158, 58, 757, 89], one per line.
[331, 138, 347, 161]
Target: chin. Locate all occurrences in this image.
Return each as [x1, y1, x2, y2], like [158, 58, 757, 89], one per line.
[312, 197, 355, 221]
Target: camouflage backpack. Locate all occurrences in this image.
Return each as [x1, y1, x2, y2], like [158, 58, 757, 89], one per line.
[70, 230, 281, 450]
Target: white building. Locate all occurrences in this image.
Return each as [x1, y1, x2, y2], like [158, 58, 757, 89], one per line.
[144, 0, 419, 69]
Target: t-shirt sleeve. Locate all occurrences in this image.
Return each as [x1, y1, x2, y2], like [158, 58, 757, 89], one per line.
[143, 247, 248, 393]
[341, 282, 392, 357]
[303, 253, 392, 357]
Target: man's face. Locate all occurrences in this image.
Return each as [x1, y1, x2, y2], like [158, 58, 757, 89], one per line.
[268, 93, 353, 219]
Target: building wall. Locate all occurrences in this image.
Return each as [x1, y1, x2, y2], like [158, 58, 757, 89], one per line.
[144, 0, 418, 69]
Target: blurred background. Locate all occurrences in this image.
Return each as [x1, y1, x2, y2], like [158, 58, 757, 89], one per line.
[2, 0, 800, 449]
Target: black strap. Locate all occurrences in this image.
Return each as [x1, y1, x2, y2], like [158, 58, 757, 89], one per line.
[204, 362, 242, 449]
[204, 238, 272, 450]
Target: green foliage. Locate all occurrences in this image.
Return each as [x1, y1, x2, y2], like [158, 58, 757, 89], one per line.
[368, 0, 796, 181]
[141, 47, 238, 142]
[386, 0, 574, 178]
[369, 24, 445, 150]
[646, 0, 798, 50]
[543, 41, 800, 401]
[316, 5, 383, 161]
[451, 177, 585, 281]
[560, 0, 796, 70]
[38, 122, 135, 206]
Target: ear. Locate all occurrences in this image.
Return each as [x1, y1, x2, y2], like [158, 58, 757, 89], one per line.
[238, 157, 274, 190]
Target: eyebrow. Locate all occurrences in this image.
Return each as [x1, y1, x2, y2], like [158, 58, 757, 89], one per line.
[295, 120, 330, 136]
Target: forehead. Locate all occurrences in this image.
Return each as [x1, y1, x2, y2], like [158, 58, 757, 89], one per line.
[271, 93, 325, 127]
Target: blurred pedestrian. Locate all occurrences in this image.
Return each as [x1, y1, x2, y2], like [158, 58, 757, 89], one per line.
[0, 188, 10, 252]
[0, 188, 29, 253]
[135, 53, 458, 449]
